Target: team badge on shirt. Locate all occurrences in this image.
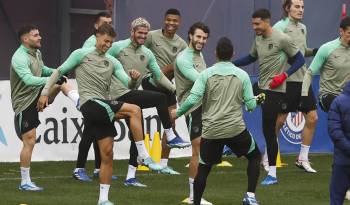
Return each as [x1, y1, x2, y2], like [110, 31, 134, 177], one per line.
[268, 44, 273, 50]
[140, 55, 145, 61]
[104, 60, 109, 67]
[301, 29, 305, 34]
[172, 47, 178, 53]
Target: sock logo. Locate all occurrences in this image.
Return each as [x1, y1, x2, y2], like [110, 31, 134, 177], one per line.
[280, 112, 304, 144]
[0, 127, 8, 146]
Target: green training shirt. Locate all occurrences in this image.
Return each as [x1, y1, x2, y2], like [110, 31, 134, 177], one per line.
[174, 47, 206, 114]
[144, 29, 187, 69]
[41, 47, 131, 107]
[82, 35, 130, 99]
[302, 38, 350, 96]
[107, 38, 175, 92]
[250, 29, 299, 92]
[10, 45, 54, 114]
[273, 17, 314, 82]
[177, 61, 256, 139]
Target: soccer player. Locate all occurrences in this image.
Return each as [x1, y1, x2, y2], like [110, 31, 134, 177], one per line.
[144, 8, 187, 174]
[73, 11, 115, 182]
[172, 37, 263, 205]
[11, 25, 78, 191]
[301, 16, 350, 112]
[233, 9, 305, 185]
[37, 24, 146, 205]
[107, 17, 191, 186]
[328, 80, 350, 205]
[174, 22, 212, 205]
[266, 0, 318, 173]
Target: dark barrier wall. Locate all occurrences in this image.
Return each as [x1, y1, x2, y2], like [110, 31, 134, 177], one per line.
[114, 0, 348, 74]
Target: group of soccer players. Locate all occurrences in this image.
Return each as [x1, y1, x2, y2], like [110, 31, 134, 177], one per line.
[9, 0, 350, 204]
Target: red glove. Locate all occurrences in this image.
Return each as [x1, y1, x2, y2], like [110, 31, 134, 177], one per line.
[269, 72, 288, 89]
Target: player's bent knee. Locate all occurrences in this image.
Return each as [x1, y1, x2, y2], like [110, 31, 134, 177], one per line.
[306, 111, 318, 125]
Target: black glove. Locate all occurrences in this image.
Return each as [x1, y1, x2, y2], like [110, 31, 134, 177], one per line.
[56, 75, 67, 85]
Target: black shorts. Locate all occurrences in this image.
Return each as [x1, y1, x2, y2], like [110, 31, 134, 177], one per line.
[285, 82, 317, 113]
[141, 76, 177, 107]
[199, 129, 258, 165]
[14, 97, 41, 138]
[185, 106, 202, 141]
[319, 93, 338, 112]
[80, 99, 124, 140]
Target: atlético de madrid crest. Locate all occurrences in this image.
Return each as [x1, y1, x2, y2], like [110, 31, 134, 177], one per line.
[280, 112, 304, 144]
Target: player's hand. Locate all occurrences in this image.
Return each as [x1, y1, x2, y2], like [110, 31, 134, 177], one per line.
[255, 93, 266, 104]
[129, 69, 141, 80]
[161, 64, 174, 79]
[37, 95, 49, 112]
[170, 109, 177, 121]
[269, 72, 288, 89]
[56, 75, 67, 85]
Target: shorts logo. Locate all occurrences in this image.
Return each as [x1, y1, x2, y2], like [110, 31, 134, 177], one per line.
[268, 44, 273, 50]
[0, 126, 8, 146]
[23, 121, 29, 128]
[192, 126, 200, 134]
[110, 100, 119, 105]
[280, 112, 304, 144]
[172, 47, 177, 53]
[104, 60, 109, 67]
[140, 55, 145, 61]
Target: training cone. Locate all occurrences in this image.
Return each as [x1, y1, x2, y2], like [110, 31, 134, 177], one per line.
[137, 133, 150, 171]
[276, 149, 287, 168]
[150, 132, 161, 163]
[216, 160, 233, 167]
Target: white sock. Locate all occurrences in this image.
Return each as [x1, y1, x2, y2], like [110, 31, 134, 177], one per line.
[247, 192, 255, 198]
[135, 140, 149, 159]
[98, 184, 110, 203]
[160, 158, 168, 168]
[164, 128, 176, 141]
[268, 166, 277, 178]
[126, 165, 137, 180]
[94, 168, 100, 173]
[67, 90, 80, 107]
[299, 144, 310, 161]
[20, 167, 31, 185]
[189, 178, 194, 199]
[74, 168, 84, 173]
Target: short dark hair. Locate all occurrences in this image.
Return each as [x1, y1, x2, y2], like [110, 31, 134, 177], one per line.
[216, 37, 234, 61]
[165, 8, 181, 17]
[95, 12, 112, 23]
[282, 0, 293, 19]
[340, 16, 350, 30]
[187, 22, 210, 41]
[18, 25, 38, 40]
[96, 23, 116, 37]
[252, 9, 271, 20]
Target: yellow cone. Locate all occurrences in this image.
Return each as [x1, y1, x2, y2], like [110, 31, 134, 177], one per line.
[276, 147, 287, 168]
[150, 132, 161, 163]
[137, 133, 150, 171]
[216, 160, 233, 167]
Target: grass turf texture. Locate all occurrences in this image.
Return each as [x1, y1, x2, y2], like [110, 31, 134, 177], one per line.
[0, 154, 346, 205]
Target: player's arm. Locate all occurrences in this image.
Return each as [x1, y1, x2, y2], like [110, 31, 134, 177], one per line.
[328, 99, 350, 156]
[175, 71, 206, 118]
[241, 71, 257, 111]
[11, 54, 49, 86]
[147, 50, 176, 92]
[82, 36, 96, 48]
[269, 37, 305, 89]
[301, 45, 328, 96]
[41, 49, 85, 96]
[176, 56, 200, 82]
[107, 55, 136, 89]
[233, 41, 258, 66]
